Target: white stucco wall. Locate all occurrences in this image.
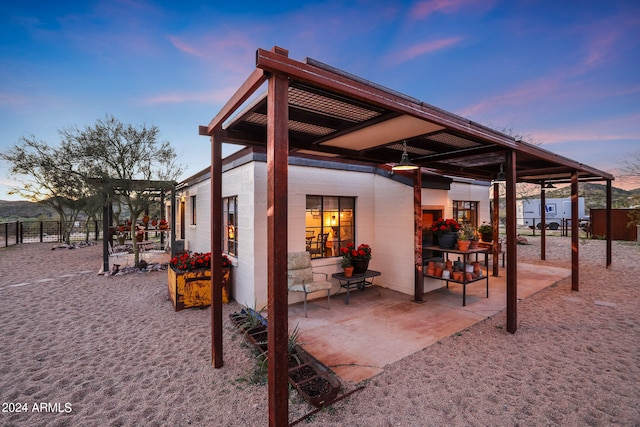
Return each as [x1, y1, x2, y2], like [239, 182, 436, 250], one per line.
[177, 159, 492, 308]
[184, 182, 211, 252]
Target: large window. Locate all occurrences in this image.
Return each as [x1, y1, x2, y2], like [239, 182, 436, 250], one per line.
[305, 196, 355, 259]
[223, 196, 237, 256]
[453, 200, 478, 227]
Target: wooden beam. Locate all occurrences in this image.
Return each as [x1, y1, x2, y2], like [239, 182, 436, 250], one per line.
[204, 68, 267, 135]
[571, 170, 579, 291]
[266, 64, 290, 426]
[414, 169, 424, 302]
[505, 151, 518, 334]
[211, 127, 224, 368]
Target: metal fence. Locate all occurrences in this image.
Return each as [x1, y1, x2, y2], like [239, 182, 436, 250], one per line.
[0, 220, 104, 248]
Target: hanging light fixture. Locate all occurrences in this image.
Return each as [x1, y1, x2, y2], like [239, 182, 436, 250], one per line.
[544, 182, 556, 189]
[494, 163, 506, 181]
[392, 141, 419, 171]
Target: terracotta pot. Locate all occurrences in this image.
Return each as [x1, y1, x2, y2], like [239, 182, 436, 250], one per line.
[435, 267, 443, 277]
[458, 240, 470, 252]
[472, 262, 481, 273]
[469, 240, 479, 250]
[343, 266, 354, 277]
[427, 261, 436, 270]
[427, 268, 436, 276]
[465, 272, 473, 281]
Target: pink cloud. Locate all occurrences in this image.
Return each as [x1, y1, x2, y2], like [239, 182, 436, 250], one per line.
[388, 37, 463, 64]
[409, 0, 467, 19]
[409, 0, 497, 20]
[140, 87, 238, 105]
[168, 36, 206, 58]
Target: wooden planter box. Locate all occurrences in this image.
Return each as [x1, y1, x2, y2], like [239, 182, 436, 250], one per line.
[168, 267, 231, 311]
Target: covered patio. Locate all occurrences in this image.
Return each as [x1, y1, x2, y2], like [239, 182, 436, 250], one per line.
[200, 46, 615, 425]
[288, 262, 570, 383]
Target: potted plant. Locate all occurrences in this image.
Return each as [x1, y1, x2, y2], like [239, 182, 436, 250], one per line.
[478, 222, 493, 242]
[339, 249, 354, 277]
[167, 252, 232, 311]
[158, 219, 169, 230]
[431, 218, 460, 249]
[457, 223, 475, 251]
[340, 242, 372, 274]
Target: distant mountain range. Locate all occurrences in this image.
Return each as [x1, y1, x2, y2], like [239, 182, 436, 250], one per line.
[0, 200, 58, 222]
[544, 183, 640, 210]
[2, 183, 639, 222]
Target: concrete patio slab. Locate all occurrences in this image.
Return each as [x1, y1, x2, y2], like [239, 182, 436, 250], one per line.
[287, 263, 570, 383]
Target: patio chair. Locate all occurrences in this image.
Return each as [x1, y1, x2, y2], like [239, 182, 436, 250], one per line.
[287, 252, 332, 317]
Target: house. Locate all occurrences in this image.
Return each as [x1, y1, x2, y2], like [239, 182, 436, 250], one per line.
[196, 46, 614, 424]
[173, 146, 492, 308]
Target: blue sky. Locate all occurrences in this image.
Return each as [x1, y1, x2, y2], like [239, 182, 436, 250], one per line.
[1, 0, 639, 200]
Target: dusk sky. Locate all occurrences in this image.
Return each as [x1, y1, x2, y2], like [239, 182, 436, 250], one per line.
[1, 0, 639, 200]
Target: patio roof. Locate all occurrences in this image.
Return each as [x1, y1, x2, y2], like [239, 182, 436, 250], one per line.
[205, 48, 613, 185]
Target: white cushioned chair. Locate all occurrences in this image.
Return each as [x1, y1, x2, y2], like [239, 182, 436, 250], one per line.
[287, 252, 332, 317]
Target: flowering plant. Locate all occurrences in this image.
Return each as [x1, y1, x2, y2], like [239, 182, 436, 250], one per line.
[477, 222, 493, 234]
[457, 223, 476, 241]
[169, 252, 232, 272]
[339, 242, 372, 265]
[430, 218, 460, 237]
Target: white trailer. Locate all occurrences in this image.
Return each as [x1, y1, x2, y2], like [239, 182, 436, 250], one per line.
[519, 197, 585, 230]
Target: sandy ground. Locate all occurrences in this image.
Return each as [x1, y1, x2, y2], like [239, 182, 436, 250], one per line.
[1, 237, 639, 426]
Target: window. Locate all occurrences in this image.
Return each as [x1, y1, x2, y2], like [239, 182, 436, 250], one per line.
[453, 200, 478, 227]
[305, 196, 355, 259]
[190, 195, 197, 225]
[223, 196, 238, 256]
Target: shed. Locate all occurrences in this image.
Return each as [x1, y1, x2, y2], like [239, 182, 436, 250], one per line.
[591, 209, 639, 241]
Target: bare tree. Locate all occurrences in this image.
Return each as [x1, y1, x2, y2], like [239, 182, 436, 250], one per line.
[0, 137, 93, 244]
[62, 115, 183, 266]
[619, 151, 640, 186]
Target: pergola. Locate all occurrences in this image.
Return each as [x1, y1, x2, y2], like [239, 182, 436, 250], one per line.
[200, 46, 614, 425]
[100, 179, 176, 273]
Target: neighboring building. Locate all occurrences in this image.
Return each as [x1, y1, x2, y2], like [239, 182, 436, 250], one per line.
[172, 146, 491, 308]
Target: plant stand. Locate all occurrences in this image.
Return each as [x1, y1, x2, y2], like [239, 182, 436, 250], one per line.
[423, 246, 489, 306]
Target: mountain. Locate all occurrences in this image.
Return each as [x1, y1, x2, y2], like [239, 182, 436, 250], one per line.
[544, 184, 640, 210]
[0, 200, 58, 221]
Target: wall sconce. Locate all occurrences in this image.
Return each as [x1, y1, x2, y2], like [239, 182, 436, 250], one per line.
[494, 164, 506, 182]
[392, 141, 419, 171]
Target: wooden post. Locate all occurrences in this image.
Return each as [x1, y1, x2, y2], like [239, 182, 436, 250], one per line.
[540, 184, 546, 260]
[606, 180, 612, 268]
[571, 170, 579, 291]
[102, 192, 110, 274]
[266, 46, 290, 427]
[492, 182, 499, 277]
[211, 126, 224, 368]
[505, 151, 518, 334]
[414, 168, 424, 302]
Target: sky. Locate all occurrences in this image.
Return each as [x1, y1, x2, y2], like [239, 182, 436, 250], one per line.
[1, 0, 639, 201]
